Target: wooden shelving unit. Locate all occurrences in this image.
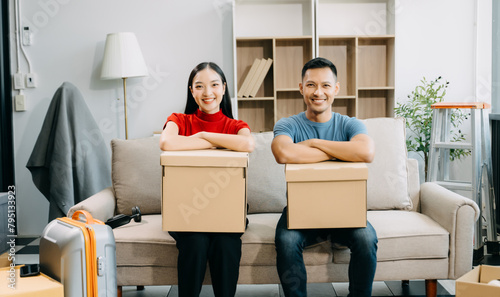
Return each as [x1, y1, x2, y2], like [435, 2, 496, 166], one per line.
[233, 0, 396, 131]
[236, 36, 313, 132]
[318, 35, 395, 118]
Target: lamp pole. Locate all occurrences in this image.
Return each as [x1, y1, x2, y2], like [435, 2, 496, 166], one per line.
[122, 77, 128, 139]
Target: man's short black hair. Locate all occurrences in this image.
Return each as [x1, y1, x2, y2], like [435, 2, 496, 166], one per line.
[301, 57, 337, 80]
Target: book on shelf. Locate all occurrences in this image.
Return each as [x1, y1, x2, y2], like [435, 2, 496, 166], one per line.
[238, 58, 262, 98]
[247, 58, 273, 98]
[243, 58, 268, 98]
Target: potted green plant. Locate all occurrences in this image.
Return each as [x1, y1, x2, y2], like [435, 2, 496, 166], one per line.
[394, 76, 471, 181]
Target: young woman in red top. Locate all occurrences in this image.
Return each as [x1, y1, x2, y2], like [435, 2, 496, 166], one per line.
[160, 62, 254, 297]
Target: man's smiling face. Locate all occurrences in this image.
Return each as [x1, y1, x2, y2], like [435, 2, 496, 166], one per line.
[299, 67, 340, 117]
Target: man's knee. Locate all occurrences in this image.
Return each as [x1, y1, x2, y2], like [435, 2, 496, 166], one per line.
[275, 228, 305, 255]
[353, 226, 378, 252]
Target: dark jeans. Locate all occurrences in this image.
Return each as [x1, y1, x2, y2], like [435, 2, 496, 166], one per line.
[275, 207, 378, 297]
[169, 231, 243, 297]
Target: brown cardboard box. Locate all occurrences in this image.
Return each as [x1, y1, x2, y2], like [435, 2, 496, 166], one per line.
[0, 266, 64, 297]
[161, 149, 248, 232]
[286, 161, 368, 229]
[0, 251, 12, 268]
[456, 265, 500, 297]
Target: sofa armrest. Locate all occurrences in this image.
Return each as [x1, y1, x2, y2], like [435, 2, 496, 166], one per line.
[67, 187, 116, 222]
[420, 182, 480, 279]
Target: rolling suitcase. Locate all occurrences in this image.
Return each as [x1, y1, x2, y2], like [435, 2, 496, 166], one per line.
[39, 210, 117, 297]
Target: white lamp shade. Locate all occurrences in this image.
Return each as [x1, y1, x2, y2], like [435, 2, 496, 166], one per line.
[101, 32, 148, 80]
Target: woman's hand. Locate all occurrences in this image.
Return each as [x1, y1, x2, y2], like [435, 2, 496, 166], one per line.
[160, 122, 255, 152]
[191, 129, 255, 152]
[160, 122, 213, 151]
[189, 132, 221, 149]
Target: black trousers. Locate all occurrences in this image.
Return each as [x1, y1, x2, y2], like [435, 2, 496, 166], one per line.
[169, 231, 243, 297]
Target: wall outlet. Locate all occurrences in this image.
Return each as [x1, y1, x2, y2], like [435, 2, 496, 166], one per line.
[15, 94, 26, 111]
[13, 73, 25, 89]
[26, 73, 37, 88]
[22, 27, 32, 46]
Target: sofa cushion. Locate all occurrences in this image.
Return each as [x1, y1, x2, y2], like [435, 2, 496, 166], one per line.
[241, 213, 332, 266]
[333, 211, 449, 263]
[362, 118, 413, 210]
[113, 215, 177, 267]
[112, 137, 162, 215]
[113, 214, 332, 268]
[247, 132, 287, 214]
[114, 211, 448, 268]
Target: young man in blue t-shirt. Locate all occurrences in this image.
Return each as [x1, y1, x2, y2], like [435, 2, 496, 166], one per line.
[272, 57, 377, 297]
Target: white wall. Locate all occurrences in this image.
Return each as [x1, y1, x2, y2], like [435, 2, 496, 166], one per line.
[395, 0, 492, 186]
[10, 0, 234, 235]
[395, 0, 491, 104]
[10, 0, 492, 236]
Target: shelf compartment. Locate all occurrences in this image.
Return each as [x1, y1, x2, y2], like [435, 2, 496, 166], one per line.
[318, 37, 356, 97]
[238, 100, 275, 133]
[234, 0, 314, 37]
[238, 97, 275, 102]
[236, 39, 274, 98]
[358, 86, 394, 90]
[276, 88, 301, 92]
[276, 90, 306, 122]
[275, 37, 313, 90]
[357, 89, 394, 119]
[317, 0, 394, 36]
[357, 36, 395, 88]
[333, 98, 356, 117]
[335, 95, 356, 100]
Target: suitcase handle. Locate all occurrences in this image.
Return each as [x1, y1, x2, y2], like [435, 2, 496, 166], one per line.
[72, 210, 104, 225]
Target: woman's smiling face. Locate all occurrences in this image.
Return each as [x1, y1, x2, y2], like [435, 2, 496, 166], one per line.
[189, 68, 226, 114]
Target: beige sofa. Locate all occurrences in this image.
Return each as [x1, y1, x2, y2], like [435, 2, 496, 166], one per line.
[68, 117, 480, 297]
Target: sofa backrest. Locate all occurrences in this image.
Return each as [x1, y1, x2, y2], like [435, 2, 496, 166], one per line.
[245, 117, 413, 213]
[246, 132, 286, 213]
[110, 117, 413, 216]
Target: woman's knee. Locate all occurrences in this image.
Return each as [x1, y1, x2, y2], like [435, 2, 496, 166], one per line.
[175, 232, 210, 252]
[211, 233, 242, 250]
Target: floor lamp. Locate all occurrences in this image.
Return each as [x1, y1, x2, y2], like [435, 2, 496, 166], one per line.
[101, 32, 148, 139]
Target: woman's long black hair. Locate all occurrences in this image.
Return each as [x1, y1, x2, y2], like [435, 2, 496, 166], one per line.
[184, 62, 234, 119]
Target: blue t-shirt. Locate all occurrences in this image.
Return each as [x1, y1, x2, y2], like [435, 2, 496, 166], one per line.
[273, 112, 367, 143]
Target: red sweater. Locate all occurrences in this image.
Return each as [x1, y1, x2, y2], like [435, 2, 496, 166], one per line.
[165, 109, 250, 136]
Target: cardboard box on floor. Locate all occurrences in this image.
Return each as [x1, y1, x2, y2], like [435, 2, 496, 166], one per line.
[456, 265, 500, 297]
[161, 149, 248, 233]
[286, 161, 368, 229]
[0, 266, 64, 297]
[0, 251, 11, 267]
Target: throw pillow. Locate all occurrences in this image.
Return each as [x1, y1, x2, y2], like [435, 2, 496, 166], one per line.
[112, 137, 162, 215]
[361, 117, 412, 210]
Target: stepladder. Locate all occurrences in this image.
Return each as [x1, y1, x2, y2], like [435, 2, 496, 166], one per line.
[427, 102, 498, 263]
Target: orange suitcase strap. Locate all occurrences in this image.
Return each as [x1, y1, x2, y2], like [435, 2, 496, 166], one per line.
[57, 210, 104, 297]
